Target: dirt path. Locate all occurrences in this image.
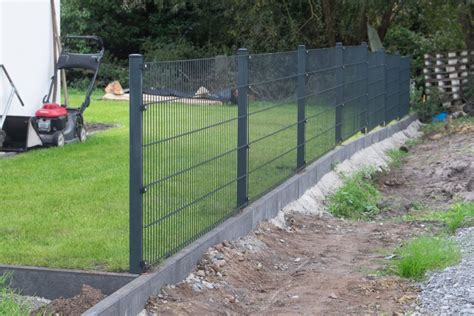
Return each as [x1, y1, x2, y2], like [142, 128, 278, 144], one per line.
[147, 217, 427, 315]
[145, 121, 474, 315]
[376, 122, 474, 218]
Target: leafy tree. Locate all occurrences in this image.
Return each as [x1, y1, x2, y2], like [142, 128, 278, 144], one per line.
[60, 0, 470, 87]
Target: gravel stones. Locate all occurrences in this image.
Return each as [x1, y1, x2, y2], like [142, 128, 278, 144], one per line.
[417, 227, 474, 315]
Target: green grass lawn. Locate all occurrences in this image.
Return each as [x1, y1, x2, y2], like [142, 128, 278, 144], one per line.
[0, 274, 29, 315]
[0, 93, 130, 271]
[0, 92, 339, 271]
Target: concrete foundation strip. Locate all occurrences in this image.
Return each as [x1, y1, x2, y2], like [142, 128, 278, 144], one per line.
[84, 114, 417, 316]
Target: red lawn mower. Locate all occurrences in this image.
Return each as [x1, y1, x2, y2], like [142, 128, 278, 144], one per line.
[32, 35, 104, 147]
[0, 35, 104, 151]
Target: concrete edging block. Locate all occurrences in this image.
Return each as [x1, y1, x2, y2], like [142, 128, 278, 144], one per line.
[0, 265, 137, 300]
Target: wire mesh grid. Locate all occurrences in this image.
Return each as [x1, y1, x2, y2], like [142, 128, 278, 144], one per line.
[367, 51, 386, 131]
[341, 45, 369, 140]
[141, 56, 239, 263]
[247, 51, 298, 200]
[305, 47, 338, 163]
[129, 45, 411, 272]
[385, 54, 401, 122]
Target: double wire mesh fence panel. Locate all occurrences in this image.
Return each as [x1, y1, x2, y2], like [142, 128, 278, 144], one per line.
[399, 56, 411, 118]
[367, 51, 386, 131]
[340, 44, 369, 141]
[247, 51, 299, 201]
[129, 44, 411, 273]
[138, 56, 240, 269]
[305, 47, 338, 164]
[385, 54, 402, 122]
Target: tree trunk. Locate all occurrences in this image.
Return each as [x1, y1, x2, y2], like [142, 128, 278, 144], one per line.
[377, 0, 396, 42]
[458, 7, 474, 50]
[357, 0, 368, 43]
[321, 0, 336, 46]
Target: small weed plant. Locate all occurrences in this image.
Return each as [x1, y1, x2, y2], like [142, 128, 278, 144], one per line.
[328, 169, 380, 219]
[387, 148, 408, 168]
[402, 202, 474, 234]
[393, 236, 460, 280]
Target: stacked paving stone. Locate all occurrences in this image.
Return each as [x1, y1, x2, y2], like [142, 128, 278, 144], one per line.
[424, 50, 473, 109]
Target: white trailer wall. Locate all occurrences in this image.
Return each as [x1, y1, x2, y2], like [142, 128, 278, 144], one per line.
[0, 0, 59, 117]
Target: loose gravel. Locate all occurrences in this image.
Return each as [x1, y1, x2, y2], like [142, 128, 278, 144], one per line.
[417, 227, 474, 315]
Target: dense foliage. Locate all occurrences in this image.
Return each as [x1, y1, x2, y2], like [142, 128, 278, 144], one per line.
[61, 0, 473, 88]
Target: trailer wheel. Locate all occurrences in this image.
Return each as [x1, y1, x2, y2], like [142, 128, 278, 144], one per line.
[53, 131, 65, 147]
[78, 126, 87, 143]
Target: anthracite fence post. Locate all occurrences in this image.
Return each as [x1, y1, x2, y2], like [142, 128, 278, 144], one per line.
[361, 42, 369, 133]
[335, 42, 344, 143]
[396, 52, 402, 119]
[380, 49, 386, 126]
[129, 54, 144, 274]
[237, 48, 249, 209]
[297, 44, 306, 170]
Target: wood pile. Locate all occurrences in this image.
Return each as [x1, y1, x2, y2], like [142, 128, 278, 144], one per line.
[424, 50, 473, 110]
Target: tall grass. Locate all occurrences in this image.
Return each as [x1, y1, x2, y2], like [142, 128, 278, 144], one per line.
[0, 274, 29, 316]
[386, 148, 408, 168]
[393, 236, 461, 280]
[401, 202, 474, 234]
[328, 170, 380, 219]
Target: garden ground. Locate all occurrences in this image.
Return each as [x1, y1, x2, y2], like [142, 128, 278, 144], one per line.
[143, 117, 474, 315]
[0, 91, 337, 272]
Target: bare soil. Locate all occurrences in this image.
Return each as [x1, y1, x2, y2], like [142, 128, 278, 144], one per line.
[84, 122, 115, 134]
[376, 122, 474, 218]
[31, 285, 105, 316]
[146, 121, 474, 315]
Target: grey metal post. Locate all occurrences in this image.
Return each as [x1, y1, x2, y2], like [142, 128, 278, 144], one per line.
[406, 57, 411, 116]
[335, 42, 344, 143]
[383, 52, 389, 125]
[237, 48, 249, 209]
[396, 52, 402, 119]
[297, 44, 306, 170]
[361, 42, 369, 133]
[129, 54, 144, 274]
[380, 49, 386, 126]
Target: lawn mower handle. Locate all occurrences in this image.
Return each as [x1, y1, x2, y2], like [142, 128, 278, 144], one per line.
[43, 35, 104, 113]
[64, 35, 105, 55]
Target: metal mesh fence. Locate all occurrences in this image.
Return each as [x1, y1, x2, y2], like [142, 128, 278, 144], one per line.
[129, 44, 411, 273]
[305, 47, 338, 163]
[139, 56, 239, 264]
[385, 54, 401, 122]
[367, 51, 386, 131]
[247, 51, 298, 200]
[341, 45, 369, 141]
